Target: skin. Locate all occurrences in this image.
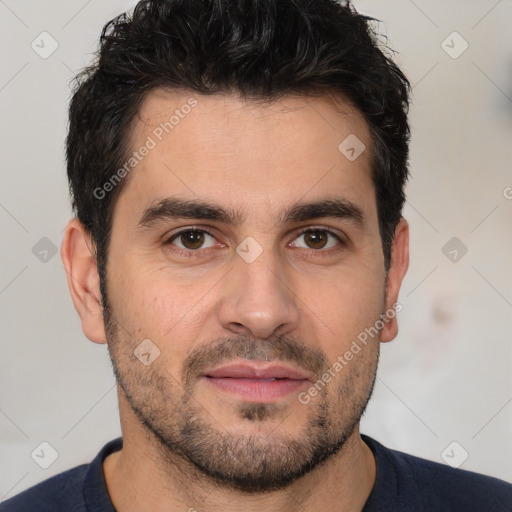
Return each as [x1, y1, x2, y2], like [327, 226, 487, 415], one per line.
[62, 89, 409, 512]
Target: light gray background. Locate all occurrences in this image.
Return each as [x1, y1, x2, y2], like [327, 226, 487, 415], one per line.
[1, 0, 511, 501]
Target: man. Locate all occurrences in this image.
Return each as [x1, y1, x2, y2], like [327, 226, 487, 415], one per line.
[1, 0, 510, 510]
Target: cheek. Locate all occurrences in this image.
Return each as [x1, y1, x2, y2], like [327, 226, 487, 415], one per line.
[111, 265, 211, 360]
[301, 260, 385, 360]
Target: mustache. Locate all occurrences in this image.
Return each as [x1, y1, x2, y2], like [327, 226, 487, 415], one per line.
[180, 334, 327, 390]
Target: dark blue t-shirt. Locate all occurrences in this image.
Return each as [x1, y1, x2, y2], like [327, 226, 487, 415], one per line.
[1, 435, 511, 511]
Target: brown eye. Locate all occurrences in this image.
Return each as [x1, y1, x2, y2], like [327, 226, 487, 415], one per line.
[304, 230, 328, 249]
[167, 230, 216, 250]
[292, 229, 342, 250]
[180, 231, 205, 249]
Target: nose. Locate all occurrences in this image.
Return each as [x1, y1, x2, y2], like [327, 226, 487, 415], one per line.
[217, 248, 300, 340]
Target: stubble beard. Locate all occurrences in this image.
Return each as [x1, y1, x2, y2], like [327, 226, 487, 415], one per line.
[102, 293, 380, 493]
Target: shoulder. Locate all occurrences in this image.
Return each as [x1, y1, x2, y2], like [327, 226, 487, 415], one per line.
[395, 446, 512, 507]
[0, 465, 89, 512]
[363, 435, 512, 511]
[0, 437, 122, 512]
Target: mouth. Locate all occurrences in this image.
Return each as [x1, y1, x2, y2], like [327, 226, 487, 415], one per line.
[201, 362, 311, 401]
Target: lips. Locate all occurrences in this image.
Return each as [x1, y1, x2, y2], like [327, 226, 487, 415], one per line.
[202, 362, 311, 401]
[203, 362, 311, 381]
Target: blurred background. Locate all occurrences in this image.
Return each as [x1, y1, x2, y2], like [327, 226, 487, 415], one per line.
[1, 0, 511, 500]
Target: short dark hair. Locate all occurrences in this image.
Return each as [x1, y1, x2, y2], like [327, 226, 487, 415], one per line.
[66, 0, 410, 298]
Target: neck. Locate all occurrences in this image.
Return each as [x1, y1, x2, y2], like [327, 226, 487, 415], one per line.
[103, 394, 376, 512]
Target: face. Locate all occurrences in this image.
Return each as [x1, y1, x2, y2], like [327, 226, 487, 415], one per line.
[96, 89, 401, 492]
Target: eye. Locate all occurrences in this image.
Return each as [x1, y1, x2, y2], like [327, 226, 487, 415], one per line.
[291, 228, 344, 250]
[166, 229, 217, 250]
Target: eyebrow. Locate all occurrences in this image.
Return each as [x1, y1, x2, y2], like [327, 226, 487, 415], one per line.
[136, 196, 365, 230]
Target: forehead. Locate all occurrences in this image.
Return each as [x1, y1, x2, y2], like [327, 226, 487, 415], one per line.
[115, 88, 377, 229]
[135, 88, 371, 156]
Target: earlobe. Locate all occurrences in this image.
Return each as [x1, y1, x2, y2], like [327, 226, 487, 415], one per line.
[61, 218, 107, 344]
[380, 217, 409, 343]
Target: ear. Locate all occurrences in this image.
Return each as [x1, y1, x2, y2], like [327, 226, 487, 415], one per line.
[380, 217, 409, 343]
[61, 218, 107, 344]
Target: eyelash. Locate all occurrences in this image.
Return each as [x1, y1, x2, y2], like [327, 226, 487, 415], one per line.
[164, 227, 346, 258]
